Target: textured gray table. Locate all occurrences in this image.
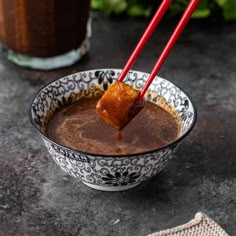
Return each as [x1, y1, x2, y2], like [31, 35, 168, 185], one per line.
[0, 14, 236, 236]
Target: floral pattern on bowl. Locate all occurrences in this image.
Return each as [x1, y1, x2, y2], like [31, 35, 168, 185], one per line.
[30, 69, 197, 191]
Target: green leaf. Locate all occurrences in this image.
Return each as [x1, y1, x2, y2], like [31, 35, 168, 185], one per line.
[91, 0, 103, 9]
[191, 0, 209, 18]
[219, 0, 236, 20]
[215, 0, 227, 7]
[168, 0, 209, 17]
[127, 4, 151, 17]
[105, 0, 128, 14]
[92, 0, 127, 14]
[192, 9, 210, 18]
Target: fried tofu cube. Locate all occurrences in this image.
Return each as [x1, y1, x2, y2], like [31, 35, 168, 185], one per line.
[96, 81, 143, 130]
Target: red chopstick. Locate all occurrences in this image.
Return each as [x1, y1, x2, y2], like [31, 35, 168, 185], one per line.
[118, 0, 172, 82]
[138, 0, 200, 103]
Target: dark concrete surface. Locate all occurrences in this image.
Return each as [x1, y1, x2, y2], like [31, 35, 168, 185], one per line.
[0, 14, 236, 236]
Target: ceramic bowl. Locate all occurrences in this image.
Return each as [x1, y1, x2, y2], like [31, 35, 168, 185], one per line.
[30, 69, 197, 191]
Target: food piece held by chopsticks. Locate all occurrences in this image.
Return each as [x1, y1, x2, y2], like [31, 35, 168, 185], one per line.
[96, 81, 144, 130]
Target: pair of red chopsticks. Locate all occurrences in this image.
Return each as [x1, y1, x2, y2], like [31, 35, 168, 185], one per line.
[118, 0, 200, 103]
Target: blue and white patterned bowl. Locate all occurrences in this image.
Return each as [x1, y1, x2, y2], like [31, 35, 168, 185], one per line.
[30, 69, 197, 191]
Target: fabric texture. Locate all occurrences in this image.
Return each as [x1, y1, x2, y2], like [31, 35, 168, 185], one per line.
[148, 213, 229, 236]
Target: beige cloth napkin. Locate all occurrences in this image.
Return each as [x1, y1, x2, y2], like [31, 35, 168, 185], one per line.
[148, 213, 229, 236]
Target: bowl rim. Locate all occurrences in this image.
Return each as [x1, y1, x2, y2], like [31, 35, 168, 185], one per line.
[29, 68, 197, 158]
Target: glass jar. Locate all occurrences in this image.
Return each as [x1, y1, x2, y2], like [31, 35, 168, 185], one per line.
[0, 0, 91, 70]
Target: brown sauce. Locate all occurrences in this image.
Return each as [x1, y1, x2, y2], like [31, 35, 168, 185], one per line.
[47, 96, 180, 155]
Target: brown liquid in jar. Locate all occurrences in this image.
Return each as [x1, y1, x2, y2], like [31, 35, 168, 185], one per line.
[0, 0, 90, 57]
[47, 96, 180, 155]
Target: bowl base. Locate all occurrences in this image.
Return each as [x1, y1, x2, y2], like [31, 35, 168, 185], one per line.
[82, 181, 140, 191]
[7, 38, 90, 70]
